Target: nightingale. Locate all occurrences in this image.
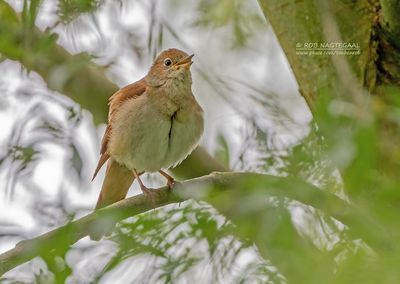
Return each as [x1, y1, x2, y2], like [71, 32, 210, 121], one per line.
[91, 48, 204, 210]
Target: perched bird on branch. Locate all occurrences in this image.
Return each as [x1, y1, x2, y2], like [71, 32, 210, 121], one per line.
[91, 48, 204, 213]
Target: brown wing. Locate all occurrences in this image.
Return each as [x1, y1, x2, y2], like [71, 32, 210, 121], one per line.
[92, 77, 147, 181]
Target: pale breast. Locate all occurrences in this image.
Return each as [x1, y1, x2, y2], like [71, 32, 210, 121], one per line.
[162, 101, 204, 169]
[108, 92, 204, 172]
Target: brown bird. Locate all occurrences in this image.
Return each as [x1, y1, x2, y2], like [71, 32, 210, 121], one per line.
[92, 48, 204, 210]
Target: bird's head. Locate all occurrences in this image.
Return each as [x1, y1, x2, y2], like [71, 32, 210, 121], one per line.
[146, 48, 194, 87]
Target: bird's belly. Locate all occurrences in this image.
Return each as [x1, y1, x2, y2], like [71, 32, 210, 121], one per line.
[162, 114, 203, 169]
[109, 97, 203, 172]
[109, 97, 170, 172]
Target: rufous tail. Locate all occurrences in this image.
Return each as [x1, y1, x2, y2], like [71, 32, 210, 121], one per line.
[90, 159, 134, 240]
[95, 158, 135, 209]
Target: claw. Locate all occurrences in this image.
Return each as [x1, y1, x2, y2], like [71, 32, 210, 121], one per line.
[159, 170, 175, 189]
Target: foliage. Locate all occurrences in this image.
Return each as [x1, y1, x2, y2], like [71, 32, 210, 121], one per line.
[0, 0, 400, 283]
[58, 0, 103, 23]
[194, 0, 264, 47]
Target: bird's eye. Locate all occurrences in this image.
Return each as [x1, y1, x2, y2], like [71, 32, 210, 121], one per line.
[164, 58, 172, 67]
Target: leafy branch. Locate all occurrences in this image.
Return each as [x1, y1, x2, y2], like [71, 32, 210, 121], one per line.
[0, 172, 390, 277]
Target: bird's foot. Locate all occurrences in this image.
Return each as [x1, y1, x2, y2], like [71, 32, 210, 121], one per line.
[166, 177, 175, 189]
[133, 169, 157, 203]
[141, 186, 159, 205]
[159, 170, 175, 190]
[139, 185, 151, 195]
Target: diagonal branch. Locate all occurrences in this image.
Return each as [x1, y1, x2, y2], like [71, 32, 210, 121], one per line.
[0, 172, 392, 277]
[0, 184, 175, 276]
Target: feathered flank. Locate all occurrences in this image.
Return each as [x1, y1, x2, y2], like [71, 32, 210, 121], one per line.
[91, 78, 147, 181]
[91, 78, 147, 215]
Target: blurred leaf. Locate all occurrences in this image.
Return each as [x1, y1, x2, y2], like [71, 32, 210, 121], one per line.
[214, 133, 230, 168]
[0, 0, 19, 23]
[22, 0, 41, 29]
[9, 145, 39, 166]
[58, 0, 103, 23]
[194, 0, 263, 47]
[0, 1, 24, 60]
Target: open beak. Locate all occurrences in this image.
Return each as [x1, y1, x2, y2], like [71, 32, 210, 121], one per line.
[174, 54, 194, 70]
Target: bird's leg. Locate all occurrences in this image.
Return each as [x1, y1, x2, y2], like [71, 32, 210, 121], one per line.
[133, 169, 151, 195]
[158, 170, 175, 188]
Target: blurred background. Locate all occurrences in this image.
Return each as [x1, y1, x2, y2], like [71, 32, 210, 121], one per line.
[1, 0, 400, 283]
